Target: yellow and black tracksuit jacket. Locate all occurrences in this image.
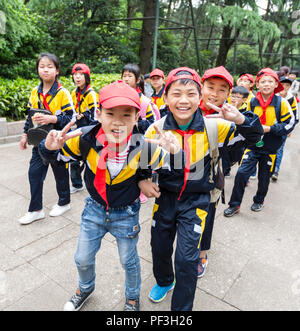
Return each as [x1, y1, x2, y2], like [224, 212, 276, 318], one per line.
[39, 124, 184, 209]
[24, 80, 76, 133]
[151, 85, 165, 111]
[247, 94, 295, 154]
[287, 95, 299, 127]
[145, 108, 263, 196]
[71, 85, 99, 127]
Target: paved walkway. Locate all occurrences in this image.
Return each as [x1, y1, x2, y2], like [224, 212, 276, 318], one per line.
[0, 128, 300, 311]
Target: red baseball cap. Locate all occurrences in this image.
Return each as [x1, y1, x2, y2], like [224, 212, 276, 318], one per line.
[256, 68, 284, 93]
[238, 73, 255, 84]
[150, 68, 165, 79]
[72, 63, 91, 76]
[165, 67, 202, 90]
[99, 80, 140, 110]
[202, 66, 234, 89]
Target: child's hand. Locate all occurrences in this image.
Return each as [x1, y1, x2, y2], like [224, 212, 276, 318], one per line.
[33, 114, 57, 125]
[138, 179, 161, 198]
[262, 125, 271, 133]
[19, 134, 27, 150]
[206, 102, 245, 125]
[45, 121, 81, 150]
[76, 114, 84, 120]
[145, 125, 181, 154]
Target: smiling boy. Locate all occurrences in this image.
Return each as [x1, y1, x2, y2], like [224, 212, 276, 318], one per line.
[142, 67, 263, 310]
[224, 68, 295, 217]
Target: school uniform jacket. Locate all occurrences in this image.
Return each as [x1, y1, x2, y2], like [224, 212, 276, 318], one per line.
[39, 124, 184, 209]
[145, 108, 263, 195]
[247, 94, 295, 154]
[151, 86, 165, 111]
[71, 86, 99, 127]
[24, 80, 76, 133]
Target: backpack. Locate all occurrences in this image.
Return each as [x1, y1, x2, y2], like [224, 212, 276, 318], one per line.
[153, 116, 224, 203]
[140, 94, 160, 121]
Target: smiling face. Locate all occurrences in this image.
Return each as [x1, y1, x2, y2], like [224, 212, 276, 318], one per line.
[256, 75, 278, 98]
[96, 106, 139, 144]
[150, 75, 165, 92]
[201, 77, 230, 109]
[237, 77, 254, 91]
[164, 80, 201, 126]
[38, 57, 59, 84]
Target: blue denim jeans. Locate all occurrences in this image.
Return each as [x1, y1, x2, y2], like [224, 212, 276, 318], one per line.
[74, 196, 141, 300]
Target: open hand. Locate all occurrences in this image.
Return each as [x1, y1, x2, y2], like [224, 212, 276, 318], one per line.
[145, 125, 181, 154]
[206, 102, 245, 125]
[45, 121, 82, 150]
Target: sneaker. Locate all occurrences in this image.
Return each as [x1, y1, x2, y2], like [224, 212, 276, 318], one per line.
[70, 185, 84, 194]
[124, 298, 140, 311]
[250, 174, 257, 180]
[251, 203, 263, 212]
[139, 192, 148, 204]
[63, 288, 94, 311]
[49, 204, 70, 217]
[272, 171, 279, 181]
[18, 210, 45, 225]
[224, 206, 240, 217]
[197, 255, 208, 278]
[149, 281, 175, 303]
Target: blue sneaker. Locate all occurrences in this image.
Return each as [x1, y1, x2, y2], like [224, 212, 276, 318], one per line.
[149, 281, 175, 303]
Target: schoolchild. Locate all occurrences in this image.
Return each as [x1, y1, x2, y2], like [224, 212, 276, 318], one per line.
[142, 67, 263, 310]
[197, 67, 240, 277]
[272, 76, 299, 181]
[224, 68, 295, 217]
[150, 68, 166, 115]
[39, 80, 182, 311]
[122, 63, 159, 204]
[69, 63, 99, 193]
[19, 53, 76, 225]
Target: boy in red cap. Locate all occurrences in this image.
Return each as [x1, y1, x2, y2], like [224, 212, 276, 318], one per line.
[150, 68, 166, 114]
[70, 63, 99, 193]
[39, 80, 182, 311]
[142, 67, 263, 310]
[224, 68, 295, 217]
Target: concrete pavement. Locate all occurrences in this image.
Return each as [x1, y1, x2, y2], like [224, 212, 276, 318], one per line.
[0, 127, 300, 311]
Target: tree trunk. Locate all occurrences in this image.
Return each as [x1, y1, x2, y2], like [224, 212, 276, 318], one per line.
[139, 0, 156, 73]
[215, 25, 236, 67]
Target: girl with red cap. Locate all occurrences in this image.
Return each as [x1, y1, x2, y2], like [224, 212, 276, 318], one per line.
[70, 63, 99, 193]
[224, 68, 295, 217]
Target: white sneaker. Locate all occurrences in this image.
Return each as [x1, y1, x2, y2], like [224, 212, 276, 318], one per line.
[19, 210, 45, 225]
[49, 204, 71, 217]
[70, 186, 84, 194]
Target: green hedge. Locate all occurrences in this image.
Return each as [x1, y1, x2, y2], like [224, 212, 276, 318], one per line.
[0, 73, 120, 121]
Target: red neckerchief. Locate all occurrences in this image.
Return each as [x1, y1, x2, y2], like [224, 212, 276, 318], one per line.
[39, 82, 62, 110]
[174, 129, 196, 200]
[256, 92, 274, 125]
[199, 100, 219, 116]
[94, 127, 132, 210]
[76, 84, 91, 113]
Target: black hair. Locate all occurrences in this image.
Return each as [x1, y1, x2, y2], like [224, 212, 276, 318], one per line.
[121, 63, 144, 94]
[72, 66, 91, 85]
[165, 70, 201, 96]
[231, 86, 249, 98]
[144, 73, 150, 79]
[36, 53, 60, 80]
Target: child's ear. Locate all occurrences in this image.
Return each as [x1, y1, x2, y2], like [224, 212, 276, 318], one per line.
[135, 111, 140, 123]
[163, 93, 168, 106]
[96, 109, 102, 123]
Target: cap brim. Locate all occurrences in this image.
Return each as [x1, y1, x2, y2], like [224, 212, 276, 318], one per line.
[101, 96, 140, 111]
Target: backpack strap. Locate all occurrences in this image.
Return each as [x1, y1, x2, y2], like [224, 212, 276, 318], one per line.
[203, 118, 219, 184]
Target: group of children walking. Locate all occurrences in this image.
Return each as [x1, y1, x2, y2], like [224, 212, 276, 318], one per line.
[18, 52, 298, 311]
